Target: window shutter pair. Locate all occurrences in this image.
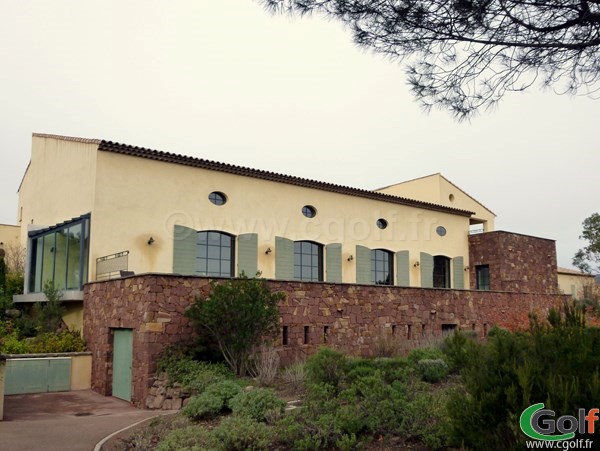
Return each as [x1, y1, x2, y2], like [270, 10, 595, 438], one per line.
[355, 246, 410, 286]
[419, 252, 464, 289]
[172, 225, 257, 276]
[275, 237, 341, 282]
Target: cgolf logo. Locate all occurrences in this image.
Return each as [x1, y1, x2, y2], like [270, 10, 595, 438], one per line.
[520, 403, 599, 441]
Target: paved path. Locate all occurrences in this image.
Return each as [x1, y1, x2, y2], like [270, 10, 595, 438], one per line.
[0, 390, 166, 451]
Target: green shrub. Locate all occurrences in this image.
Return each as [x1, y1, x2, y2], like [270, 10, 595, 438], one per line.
[182, 379, 242, 420]
[343, 372, 407, 434]
[28, 330, 86, 353]
[230, 388, 285, 423]
[185, 274, 285, 376]
[213, 415, 274, 450]
[156, 425, 216, 451]
[416, 359, 449, 383]
[407, 346, 444, 365]
[208, 379, 243, 408]
[440, 330, 476, 371]
[304, 347, 347, 392]
[182, 392, 225, 421]
[447, 304, 600, 449]
[157, 353, 233, 394]
[0, 327, 30, 353]
[335, 433, 361, 451]
[402, 386, 451, 450]
[345, 357, 409, 385]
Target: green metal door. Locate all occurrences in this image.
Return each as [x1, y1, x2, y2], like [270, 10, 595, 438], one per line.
[5, 358, 71, 395]
[112, 329, 133, 401]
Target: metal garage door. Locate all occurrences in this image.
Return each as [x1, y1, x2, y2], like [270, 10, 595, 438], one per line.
[4, 358, 71, 395]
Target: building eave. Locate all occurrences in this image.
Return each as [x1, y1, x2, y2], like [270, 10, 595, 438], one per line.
[98, 140, 475, 217]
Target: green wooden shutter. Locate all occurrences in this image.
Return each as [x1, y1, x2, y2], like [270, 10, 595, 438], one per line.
[325, 243, 342, 283]
[396, 251, 410, 286]
[173, 225, 197, 275]
[453, 256, 464, 289]
[420, 252, 433, 288]
[356, 245, 371, 285]
[275, 236, 294, 280]
[237, 233, 258, 277]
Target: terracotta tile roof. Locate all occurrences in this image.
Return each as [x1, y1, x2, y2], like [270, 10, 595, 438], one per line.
[97, 140, 475, 217]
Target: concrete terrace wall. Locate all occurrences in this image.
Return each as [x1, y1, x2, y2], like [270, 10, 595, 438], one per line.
[84, 274, 570, 408]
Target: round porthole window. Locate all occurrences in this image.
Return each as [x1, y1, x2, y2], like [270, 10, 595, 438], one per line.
[302, 205, 317, 218]
[436, 226, 447, 237]
[208, 191, 227, 206]
[376, 218, 388, 230]
[449, 194, 455, 202]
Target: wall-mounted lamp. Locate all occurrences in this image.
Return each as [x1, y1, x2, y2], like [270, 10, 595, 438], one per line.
[413, 261, 420, 268]
[147, 237, 155, 245]
[347, 255, 354, 262]
[464, 266, 470, 272]
[265, 247, 272, 255]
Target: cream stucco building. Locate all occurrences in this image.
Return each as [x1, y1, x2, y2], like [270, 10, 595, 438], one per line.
[0, 224, 20, 254]
[376, 173, 496, 233]
[10, 134, 495, 329]
[557, 267, 596, 300]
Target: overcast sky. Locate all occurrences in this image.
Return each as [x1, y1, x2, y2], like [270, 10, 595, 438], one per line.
[1, 0, 598, 269]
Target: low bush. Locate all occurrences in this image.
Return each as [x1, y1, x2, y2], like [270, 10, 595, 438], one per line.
[0, 327, 29, 354]
[182, 392, 225, 421]
[156, 425, 216, 451]
[416, 359, 449, 383]
[213, 415, 274, 450]
[406, 346, 445, 365]
[182, 379, 242, 420]
[440, 330, 476, 371]
[28, 330, 86, 353]
[157, 353, 233, 394]
[304, 347, 347, 392]
[0, 326, 86, 354]
[402, 384, 451, 450]
[230, 388, 286, 423]
[447, 304, 600, 449]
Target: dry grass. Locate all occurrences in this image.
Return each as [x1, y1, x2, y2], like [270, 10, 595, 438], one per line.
[249, 343, 280, 386]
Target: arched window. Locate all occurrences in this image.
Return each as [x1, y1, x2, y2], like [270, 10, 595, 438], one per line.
[433, 255, 451, 288]
[371, 249, 393, 285]
[196, 231, 235, 277]
[294, 241, 323, 281]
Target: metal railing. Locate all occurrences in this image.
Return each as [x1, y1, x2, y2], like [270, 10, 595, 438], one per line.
[96, 251, 130, 281]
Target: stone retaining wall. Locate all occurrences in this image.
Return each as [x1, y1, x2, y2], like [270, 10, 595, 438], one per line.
[83, 274, 570, 407]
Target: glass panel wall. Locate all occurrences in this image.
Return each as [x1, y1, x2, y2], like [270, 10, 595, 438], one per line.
[28, 215, 90, 293]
